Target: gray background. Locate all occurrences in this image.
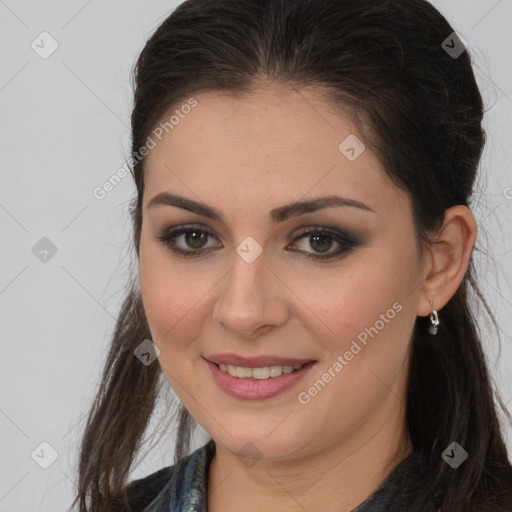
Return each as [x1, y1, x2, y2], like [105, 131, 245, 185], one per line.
[1, 1, 511, 510]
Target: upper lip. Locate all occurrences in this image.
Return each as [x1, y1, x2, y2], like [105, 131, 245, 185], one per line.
[204, 353, 316, 367]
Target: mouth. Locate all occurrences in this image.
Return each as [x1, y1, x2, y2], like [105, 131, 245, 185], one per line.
[213, 362, 306, 380]
[203, 354, 317, 400]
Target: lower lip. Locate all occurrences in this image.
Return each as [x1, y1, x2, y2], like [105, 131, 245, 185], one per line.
[205, 359, 316, 400]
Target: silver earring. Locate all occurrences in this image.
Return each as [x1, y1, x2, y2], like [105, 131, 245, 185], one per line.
[429, 301, 439, 335]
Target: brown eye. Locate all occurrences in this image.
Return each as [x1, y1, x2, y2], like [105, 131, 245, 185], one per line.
[156, 224, 360, 262]
[184, 230, 209, 249]
[156, 224, 221, 257]
[308, 233, 334, 253]
[289, 226, 360, 261]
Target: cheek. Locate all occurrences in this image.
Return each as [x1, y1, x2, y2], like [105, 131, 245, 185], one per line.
[138, 233, 207, 354]
[294, 256, 415, 350]
[290, 248, 419, 409]
[140, 279, 205, 352]
[289, 302, 413, 451]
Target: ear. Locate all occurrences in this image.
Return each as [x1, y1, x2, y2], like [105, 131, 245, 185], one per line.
[416, 205, 477, 317]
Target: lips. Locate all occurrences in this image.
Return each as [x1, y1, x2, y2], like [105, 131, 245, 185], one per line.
[204, 353, 315, 367]
[206, 359, 317, 400]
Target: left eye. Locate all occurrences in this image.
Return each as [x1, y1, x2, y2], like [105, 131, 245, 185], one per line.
[156, 224, 358, 261]
[287, 226, 357, 261]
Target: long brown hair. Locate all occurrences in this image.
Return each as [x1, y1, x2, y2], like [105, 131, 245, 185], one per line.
[72, 0, 512, 510]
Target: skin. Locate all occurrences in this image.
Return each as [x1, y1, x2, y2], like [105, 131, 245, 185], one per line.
[138, 80, 477, 511]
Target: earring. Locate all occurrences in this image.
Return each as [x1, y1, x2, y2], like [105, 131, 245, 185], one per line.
[429, 301, 439, 335]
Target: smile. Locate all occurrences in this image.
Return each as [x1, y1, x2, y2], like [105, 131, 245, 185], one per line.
[216, 363, 304, 379]
[204, 358, 317, 400]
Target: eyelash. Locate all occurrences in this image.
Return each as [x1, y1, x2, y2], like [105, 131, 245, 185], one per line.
[156, 224, 360, 262]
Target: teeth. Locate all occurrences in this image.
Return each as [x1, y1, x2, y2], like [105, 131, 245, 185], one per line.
[235, 366, 252, 378]
[218, 363, 304, 379]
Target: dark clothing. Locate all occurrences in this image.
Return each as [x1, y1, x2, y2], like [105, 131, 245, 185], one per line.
[126, 440, 440, 511]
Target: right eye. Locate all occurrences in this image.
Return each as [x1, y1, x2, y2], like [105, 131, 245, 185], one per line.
[156, 224, 222, 258]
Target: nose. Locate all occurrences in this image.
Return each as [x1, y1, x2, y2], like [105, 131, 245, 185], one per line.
[212, 250, 289, 339]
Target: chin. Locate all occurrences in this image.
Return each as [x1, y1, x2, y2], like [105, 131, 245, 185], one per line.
[208, 421, 311, 461]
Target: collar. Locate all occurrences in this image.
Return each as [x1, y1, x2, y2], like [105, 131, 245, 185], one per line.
[144, 440, 437, 512]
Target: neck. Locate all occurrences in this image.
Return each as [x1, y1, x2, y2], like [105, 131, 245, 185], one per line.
[207, 397, 413, 512]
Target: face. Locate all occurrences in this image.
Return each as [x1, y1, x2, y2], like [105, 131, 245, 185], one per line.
[138, 82, 426, 461]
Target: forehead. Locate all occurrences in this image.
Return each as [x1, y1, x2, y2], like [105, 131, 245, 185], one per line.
[142, 83, 407, 219]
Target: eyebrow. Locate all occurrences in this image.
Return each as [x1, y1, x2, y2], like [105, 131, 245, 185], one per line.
[147, 192, 376, 223]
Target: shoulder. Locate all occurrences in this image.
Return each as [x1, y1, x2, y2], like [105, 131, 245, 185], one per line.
[125, 439, 216, 510]
[126, 465, 174, 510]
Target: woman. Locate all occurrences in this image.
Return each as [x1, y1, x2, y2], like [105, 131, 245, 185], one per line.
[72, 0, 512, 510]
